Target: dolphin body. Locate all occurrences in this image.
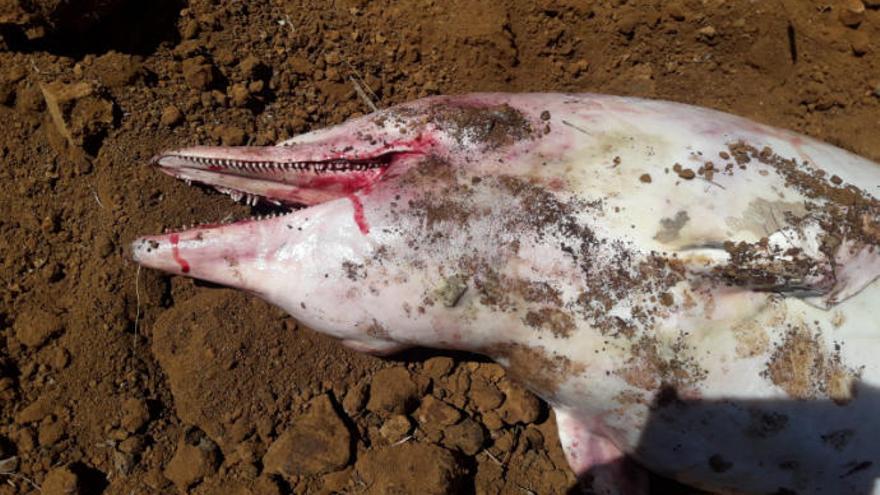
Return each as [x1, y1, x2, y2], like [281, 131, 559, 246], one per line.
[132, 94, 880, 494]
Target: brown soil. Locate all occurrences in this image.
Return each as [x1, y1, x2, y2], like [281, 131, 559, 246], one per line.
[1, 1, 879, 494]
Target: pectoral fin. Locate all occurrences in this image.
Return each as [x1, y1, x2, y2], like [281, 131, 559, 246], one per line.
[554, 406, 648, 495]
[678, 218, 880, 310]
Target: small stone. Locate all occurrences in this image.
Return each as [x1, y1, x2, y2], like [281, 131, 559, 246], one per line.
[12, 428, 35, 453]
[263, 394, 351, 476]
[442, 418, 485, 455]
[164, 428, 220, 490]
[239, 56, 264, 79]
[367, 367, 422, 415]
[639, 173, 652, 183]
[15, 308, 63, 348]
[697, 25, 718, 44]
[851, 30, 870, 56]
[570, 59, 590, 76]
[839, 0, 865, 27]
[118, 435, 146, 455]
[379, 414, 412, 443]
[355, 443, 463, 495]
[498, 381, 542, 425]
[15, 395, 53, 424]
[229, 84, 250, 107]
[160, 105, 183, 127]
[470, 377, 504, 412]
[342, 382, 367, 416]
[416, 396, 461, 426]
[92, 52, 143, 88]
[216, 126, 246, 146]
[665, 1, 686, 21]
[182, 56, 215, 90]
[422, 356, 454, 379]
[41, 465, 80, 495]
[121, 398, 150, 433]
[481, 410, 504, 431]
[38, 416, 65, 447]
[114, 450, 136, 475]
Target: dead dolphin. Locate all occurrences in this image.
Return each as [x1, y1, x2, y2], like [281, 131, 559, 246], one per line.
[132, 93, 880, 494]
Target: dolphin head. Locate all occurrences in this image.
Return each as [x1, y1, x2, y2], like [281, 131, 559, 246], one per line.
[132, 93, 577, 355]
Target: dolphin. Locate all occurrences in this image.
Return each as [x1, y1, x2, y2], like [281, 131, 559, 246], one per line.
[132, 93, 880, 494]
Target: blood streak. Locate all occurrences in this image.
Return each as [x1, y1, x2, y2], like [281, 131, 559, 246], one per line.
[347, 194, 370, 235]
[169, 234, 191, 273]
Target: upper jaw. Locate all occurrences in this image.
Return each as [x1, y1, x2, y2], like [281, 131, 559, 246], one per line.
[151, 141, 425, 208]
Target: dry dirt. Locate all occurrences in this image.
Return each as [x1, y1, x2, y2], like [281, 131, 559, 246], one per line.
[1, 0, 879, 494]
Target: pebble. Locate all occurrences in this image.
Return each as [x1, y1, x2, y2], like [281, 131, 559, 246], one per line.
[182, 56, 215, 90]
[229, 84, 250, 107]
[37, 416, 65, 447]
[164, 428, 220, 490]
[469, 377, 504, 412]
[415, 396, 461, 426]
[442, 418, 485, 455]
[118, 435, 146, 455]
[422, 356, 454, 379]
[366, 367, 423, 415]
[851, 30, 870, 56]
[121, 397, 151, 433]
[498, 381, 542, 425]
[239, 56, 264, 79]
[15, 395, 53, 424]
[379, 414, 412, 443]
[160, 105, 183, 127]
[262, 394, 351, 476]
[214, 125, 246, 146]
[697, 25, 718, 45]
[839, 0, 865, 27]
[342, 382, 367, 416]
[41, 465, 80, 495]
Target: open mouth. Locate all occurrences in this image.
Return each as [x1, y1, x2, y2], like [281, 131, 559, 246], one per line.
[152, 145, 418, 228]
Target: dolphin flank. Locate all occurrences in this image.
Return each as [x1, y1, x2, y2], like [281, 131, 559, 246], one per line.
[132, 93, 880, 495]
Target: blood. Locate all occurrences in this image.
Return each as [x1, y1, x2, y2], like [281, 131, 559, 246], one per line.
[169, 234, 191, 273]
[347, 194, 370, 235]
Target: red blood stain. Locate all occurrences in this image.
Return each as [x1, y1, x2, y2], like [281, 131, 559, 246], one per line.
[347, 194, 369, 235]
[304, 170, 380, 193]
[547, 177, 565, 191]
[169, 234, 191, 273]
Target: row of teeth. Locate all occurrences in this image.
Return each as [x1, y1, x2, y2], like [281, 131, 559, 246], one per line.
[215, 186, 282, 207]
[180, 156, 384, 173]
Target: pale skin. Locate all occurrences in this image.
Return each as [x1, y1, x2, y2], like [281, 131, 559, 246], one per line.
[132, 93, 880, 494]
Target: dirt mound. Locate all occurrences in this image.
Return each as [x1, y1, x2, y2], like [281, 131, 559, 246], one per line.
[1, 0, 879, 494]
